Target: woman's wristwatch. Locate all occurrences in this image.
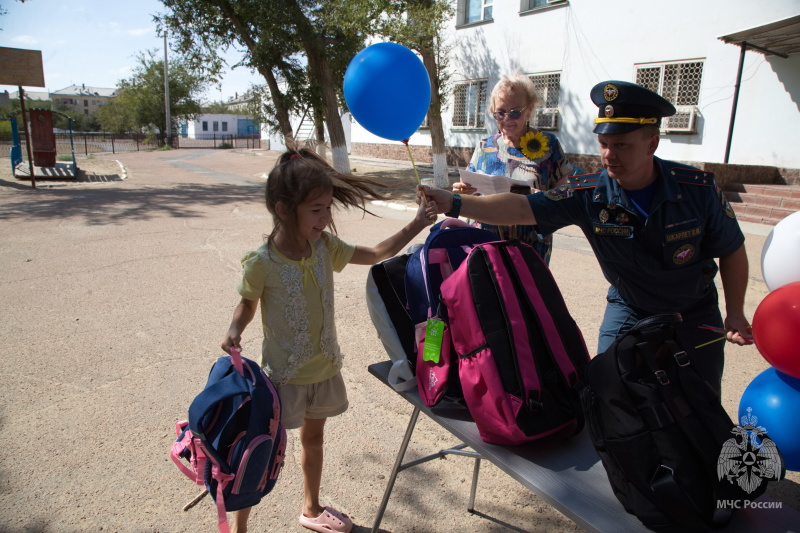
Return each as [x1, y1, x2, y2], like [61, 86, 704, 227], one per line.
[446, 193, 462, 218]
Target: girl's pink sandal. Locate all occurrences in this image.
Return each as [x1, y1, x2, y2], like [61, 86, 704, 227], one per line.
[299, 506, 353, 533]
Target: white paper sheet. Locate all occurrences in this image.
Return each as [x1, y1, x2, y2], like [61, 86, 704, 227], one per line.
[457, 169, 535, 196]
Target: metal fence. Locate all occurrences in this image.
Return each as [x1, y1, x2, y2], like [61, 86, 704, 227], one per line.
[0, 131, 262, 157]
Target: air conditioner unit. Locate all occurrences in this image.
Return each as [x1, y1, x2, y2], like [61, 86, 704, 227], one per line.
[534, 108, 559, 130]
[661, 106, 697, 134]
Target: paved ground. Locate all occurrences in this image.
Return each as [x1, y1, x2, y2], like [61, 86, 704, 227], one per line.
[0, 148, 797, 532]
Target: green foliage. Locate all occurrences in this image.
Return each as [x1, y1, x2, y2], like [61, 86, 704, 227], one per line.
[97, 50, 210, 136]
[217, 142, 234, 149]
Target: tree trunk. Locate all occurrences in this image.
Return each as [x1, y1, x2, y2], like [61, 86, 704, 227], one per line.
[284, 0, 350, 173]
[421, 40, 449, 188]
[260, 66, 293, 141]
[215, 1, 294, 141]
[314, 106, 327, 159]
[307, 46, 350, 173]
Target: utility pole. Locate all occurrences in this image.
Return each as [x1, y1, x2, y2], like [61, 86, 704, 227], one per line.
[163, 32, 171, 146]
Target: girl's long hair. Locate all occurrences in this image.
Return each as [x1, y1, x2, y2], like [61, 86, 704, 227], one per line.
[265, 142, 390, 246]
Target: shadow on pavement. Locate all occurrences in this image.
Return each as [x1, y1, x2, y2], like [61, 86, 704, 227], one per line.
[0, 182, 263, 225]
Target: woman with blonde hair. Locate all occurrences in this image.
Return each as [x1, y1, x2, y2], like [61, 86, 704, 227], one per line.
[453, 71, 575, 264]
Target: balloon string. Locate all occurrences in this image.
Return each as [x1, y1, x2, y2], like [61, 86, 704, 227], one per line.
[402, 139, 428, 208]
[695, 335, 727, 349]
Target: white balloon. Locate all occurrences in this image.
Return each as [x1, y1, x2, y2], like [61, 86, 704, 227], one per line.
[761, 210, 800, 291]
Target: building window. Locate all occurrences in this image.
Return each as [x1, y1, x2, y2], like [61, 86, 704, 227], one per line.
[84, 109, 89, 115]
[635, 60, 704, 133]
[452, 79, 488, 129]
[222, 122, 228, 132]
[529, 72, 561, 130]
[460, 0, 492, 25]
[202, 121, 208, 132]
[213, 121, 219, 132]
[521, 0, 567, 10]
[84, 100, 88, 107]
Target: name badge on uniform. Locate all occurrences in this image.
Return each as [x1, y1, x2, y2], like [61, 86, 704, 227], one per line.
[665, 226, 701, 243]
[592, 224, 633, 238]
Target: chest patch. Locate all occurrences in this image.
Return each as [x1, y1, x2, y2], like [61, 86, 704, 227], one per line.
[665, 226, 701, 243]
[593, 224, 633, 238]
[673, 244, 695, 264]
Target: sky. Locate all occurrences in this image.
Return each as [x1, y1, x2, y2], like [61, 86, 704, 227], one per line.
[0, 0, 262, 102]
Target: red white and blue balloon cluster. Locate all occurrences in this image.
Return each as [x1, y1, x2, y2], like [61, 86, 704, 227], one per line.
[740, 211, 800, 471]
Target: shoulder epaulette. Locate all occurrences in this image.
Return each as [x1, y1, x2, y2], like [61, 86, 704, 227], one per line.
[569, 172, 601, 190]
[669, 166, 715, 187]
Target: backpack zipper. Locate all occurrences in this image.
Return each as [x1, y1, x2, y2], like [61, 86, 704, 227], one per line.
[232, 435, 272, 494]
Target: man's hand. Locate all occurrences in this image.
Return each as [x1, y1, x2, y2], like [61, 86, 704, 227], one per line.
[725, 313, 754, 345]
[417, 184, 453, 215]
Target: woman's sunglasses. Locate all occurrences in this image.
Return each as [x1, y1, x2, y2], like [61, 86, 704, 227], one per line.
[493, 106, 527, 121]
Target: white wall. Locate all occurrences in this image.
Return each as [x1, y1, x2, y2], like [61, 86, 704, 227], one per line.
[348, 0, 800, 169]
[184, 114, 250, 138]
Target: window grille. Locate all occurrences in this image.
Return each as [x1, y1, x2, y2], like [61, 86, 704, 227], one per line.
[529, 72, 561, 130]
[452, 79, 487, 129]
[464, 0, 492, 24]
[635, 60, 703, 133]
[202, 121, 208, 132]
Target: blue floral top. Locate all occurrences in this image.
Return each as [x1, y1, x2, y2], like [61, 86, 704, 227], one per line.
[467, 130, 573, 265]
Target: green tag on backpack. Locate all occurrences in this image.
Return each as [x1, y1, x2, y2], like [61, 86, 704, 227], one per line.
[422, 318, 445, 363]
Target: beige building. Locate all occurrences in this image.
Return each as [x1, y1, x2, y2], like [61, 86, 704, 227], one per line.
[223, 91, 254, 112]
[50, 84, 117, 115]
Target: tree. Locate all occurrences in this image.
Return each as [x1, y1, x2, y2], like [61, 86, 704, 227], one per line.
[97, 50, 208, 138]
[157, 0, 365, 173]
[323, 0, 454, 186]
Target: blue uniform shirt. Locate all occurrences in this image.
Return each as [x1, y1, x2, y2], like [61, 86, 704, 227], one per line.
[528, 157, 744, 315]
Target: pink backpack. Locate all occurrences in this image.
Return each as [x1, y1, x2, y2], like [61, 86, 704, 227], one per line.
[441, 240, 590, 445]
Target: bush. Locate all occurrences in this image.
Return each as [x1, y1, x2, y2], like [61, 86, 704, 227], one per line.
[56, 154, 73, 161]
[217, 142, 234, 149]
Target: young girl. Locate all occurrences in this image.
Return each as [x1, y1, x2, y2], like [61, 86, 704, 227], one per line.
[221, 146, 437, 533]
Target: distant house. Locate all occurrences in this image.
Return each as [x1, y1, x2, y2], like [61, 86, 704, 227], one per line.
[223, 92, 255, 113]
[50, 84, 117, 115]
[179, 113, 260, 139]
[8, 89, 51, 103]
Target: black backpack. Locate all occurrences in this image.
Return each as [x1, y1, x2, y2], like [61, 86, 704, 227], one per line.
[581, 314, 784, 532]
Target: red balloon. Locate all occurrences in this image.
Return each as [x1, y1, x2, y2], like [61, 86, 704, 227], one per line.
[752, 281, 800, 379]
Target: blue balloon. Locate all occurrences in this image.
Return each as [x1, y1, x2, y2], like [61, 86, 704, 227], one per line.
[739, 367, 800, 471]
[343, 42, 431, 142]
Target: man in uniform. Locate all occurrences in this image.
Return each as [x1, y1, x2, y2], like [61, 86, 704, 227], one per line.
[420, 80, 752, 394]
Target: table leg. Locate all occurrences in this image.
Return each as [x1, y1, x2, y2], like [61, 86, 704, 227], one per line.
[468, 456, 481, 512]
[371, 406, 421, 533]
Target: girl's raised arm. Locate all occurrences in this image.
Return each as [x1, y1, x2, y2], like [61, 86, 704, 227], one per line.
[349, 196, 437, 265]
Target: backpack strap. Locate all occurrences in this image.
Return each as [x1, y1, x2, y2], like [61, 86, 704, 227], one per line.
[637, 339, 733, 529]
[491, 245, 583, 403]
[209, 461, 235, 533]
[230, 347, 245, 376]
[170, 423, 206, 485]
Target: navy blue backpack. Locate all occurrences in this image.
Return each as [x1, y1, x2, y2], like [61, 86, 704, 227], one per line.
[171, 348, 286, 533]
[404, 218, 498, 405]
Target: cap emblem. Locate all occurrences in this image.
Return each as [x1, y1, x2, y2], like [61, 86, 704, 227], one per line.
[603, 84, 619, 102]
[604, 105, 614, 118]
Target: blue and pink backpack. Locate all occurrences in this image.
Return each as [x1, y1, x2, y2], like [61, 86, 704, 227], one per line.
[171, 348, 286, 532]
[404, 218, 497, 405]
